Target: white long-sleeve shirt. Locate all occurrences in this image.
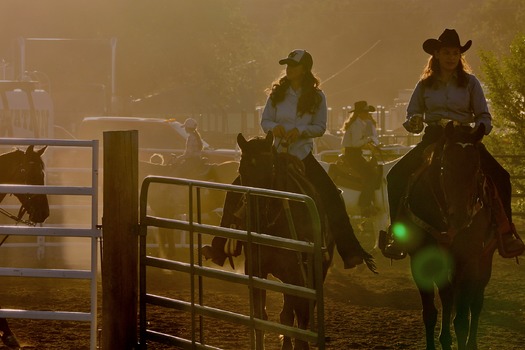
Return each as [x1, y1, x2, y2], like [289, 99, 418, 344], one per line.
[342, 118, 377, 148]
[407, 73, 492, 133]
[261, 87, 327, 160]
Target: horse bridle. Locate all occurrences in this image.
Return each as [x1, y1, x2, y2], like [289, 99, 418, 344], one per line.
[437, 141, 485, 232]
[0, 156, 40, 227]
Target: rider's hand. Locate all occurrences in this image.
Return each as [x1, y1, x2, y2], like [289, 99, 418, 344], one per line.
[475, 119, 492, 135]
[369, 136, 380, 146]
[285, 128, 300, 143]
[403, 114, 424, 134]
[272, 125, 286, 138]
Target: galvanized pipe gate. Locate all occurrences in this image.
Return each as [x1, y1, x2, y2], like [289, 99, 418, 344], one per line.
[139, 176, 327, 349]
[0, 138, 100, 350]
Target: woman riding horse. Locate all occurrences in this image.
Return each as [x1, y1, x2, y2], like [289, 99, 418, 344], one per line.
[382, 29, 524, 260]
[395, 121, 498, 350]
[203, 49, 375, 271]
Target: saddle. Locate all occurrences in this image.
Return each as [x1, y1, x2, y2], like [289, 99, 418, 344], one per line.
[398, 142, 523, 257]
[328, 156, 381, 191]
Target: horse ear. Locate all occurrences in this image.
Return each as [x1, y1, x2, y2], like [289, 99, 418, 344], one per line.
[237, 133, 248, 150]
[265, 131, 274, 147]
[36, 146, 48, 156]
[26, 145, 35, 154]
[444, 121, 455, 138]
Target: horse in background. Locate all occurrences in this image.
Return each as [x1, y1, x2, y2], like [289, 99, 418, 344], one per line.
[139, 154, 239, 259]
[321, 147, 401, 250]
[231, 132, 334, 350]
[0, 145, 50, 349]
[391, 122, 496, 350]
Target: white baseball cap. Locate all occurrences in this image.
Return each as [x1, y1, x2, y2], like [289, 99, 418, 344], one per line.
[278, 49, 313, 70]
[183, 118, 198, 129]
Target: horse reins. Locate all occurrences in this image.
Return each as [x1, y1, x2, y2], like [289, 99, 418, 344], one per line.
[0, 156, 39, 247]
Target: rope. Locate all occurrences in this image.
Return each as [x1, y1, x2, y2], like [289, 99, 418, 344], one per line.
[0, 207, 35, 227]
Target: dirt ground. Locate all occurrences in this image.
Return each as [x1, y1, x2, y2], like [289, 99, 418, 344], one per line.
[1, 228, 524, 350]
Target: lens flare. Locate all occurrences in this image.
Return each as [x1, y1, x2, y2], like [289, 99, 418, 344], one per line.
[392, 222, 409, 242]
[411, 246, 452, 291]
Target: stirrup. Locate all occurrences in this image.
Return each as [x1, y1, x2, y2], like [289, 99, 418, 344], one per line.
[379, 229, 406, 260]
[1, 333, 20, 349]
[498, 224, 525, 258]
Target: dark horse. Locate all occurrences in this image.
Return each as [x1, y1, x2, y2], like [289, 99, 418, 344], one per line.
[392, 122, 496, 350]
[231, 132, 334, 350]
[0, 145, 50, 349]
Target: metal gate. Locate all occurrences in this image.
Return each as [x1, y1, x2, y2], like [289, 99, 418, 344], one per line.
[0, 138, 100, 350]
[139, 176, 327, 349]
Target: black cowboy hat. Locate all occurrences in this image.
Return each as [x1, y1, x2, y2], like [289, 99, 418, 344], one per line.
[423, 29, 472, 55]
[349, 100, 375, 114]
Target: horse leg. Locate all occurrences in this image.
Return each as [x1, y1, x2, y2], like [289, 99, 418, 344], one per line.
[280, 294, 295, 350]
[0, 318, 20, 348]
[412, 260, 438, 350]
[453, 284, 473, 350]
[250, 261, 268, 350]
[465, 289, 484, 350]
[292, 296, 311, 350]
[438, 283, 454, 350]
[156, 227, 169, 259]
[253, 287, 268, 350]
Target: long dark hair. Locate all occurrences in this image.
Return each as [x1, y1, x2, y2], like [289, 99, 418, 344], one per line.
[341, 111, 376, 132]
[266, 71, 323, 116]
[420, 55, 472, 88]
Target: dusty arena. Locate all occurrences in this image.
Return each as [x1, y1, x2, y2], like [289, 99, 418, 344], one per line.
[1, 227, 524, 350]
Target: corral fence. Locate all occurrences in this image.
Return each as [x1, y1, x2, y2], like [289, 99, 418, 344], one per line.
[0, 138, 100, 350]
[139, 176, 327, 350]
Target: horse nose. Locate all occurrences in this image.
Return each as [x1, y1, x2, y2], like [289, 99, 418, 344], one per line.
[29, 195, 50, 223]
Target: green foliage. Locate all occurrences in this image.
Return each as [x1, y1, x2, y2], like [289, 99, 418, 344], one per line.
[480, 33, 525, 204]
[480, 34, 525, 152]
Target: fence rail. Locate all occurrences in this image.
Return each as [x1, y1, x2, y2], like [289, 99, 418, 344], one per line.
[0, 138, 100, 350]
[139, 176, 327, 350]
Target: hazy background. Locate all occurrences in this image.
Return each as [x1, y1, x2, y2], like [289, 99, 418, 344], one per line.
[1, 0, 524, 131]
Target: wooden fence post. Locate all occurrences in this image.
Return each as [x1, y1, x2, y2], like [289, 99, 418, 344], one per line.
[102, 130, 139, 349]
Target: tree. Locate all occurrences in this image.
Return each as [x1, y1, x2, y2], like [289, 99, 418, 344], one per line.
[480, 33, 525, 210]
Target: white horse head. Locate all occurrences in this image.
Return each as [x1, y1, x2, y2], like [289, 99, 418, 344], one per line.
[320, 156, 401, 250]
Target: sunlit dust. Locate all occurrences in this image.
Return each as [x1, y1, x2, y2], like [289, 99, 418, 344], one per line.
[411, 246, 452, 291]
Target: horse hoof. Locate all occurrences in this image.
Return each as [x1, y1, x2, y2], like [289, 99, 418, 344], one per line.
[1, 333, 21, 349]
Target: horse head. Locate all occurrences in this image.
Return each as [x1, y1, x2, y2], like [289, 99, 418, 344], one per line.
[237, 132, 275, 188]
[19, 145, 50, 223]
[438, 121, 485, 230]
[1, 145, 50, 224]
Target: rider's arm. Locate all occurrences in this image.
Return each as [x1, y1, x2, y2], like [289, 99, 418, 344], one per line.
[295, 90, 327, 138]
[404, 81, 425, 133]
[261, 96, 278, 134]
[469, 75, 492, 135]
[406, 81, 425, 119]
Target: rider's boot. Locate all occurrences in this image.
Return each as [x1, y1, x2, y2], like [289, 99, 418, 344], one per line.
[490, 186, 525, 258]
[1, 332, 21, 349]
[498, 223, 525, 258]
[379, 226, 406, 260]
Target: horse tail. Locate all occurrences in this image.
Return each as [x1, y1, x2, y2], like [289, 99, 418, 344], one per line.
[362, 251, 377, 274]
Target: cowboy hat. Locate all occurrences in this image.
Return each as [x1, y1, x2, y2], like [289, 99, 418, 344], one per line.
[423, 29, 472, 55]
[349, 100, 376, 114]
